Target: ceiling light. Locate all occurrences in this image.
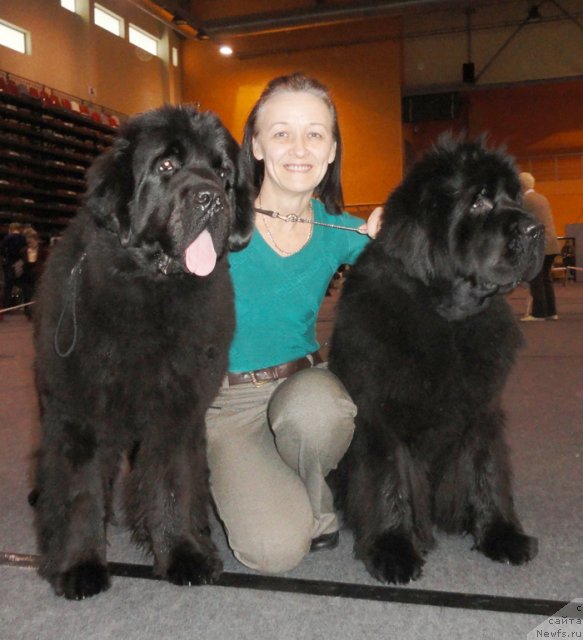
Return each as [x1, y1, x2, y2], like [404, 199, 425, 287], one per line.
[219, 44, 233, 56]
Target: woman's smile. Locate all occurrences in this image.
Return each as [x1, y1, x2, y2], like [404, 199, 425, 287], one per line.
[284, 163, 313, 172]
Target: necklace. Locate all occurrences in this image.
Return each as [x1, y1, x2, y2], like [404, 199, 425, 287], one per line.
[259, 200, 313, 256]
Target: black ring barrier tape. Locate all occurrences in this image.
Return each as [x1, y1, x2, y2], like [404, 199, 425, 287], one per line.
[0, 551, 567, 616]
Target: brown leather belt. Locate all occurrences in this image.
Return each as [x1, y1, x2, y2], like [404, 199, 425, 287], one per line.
[227, 351, 323, 386]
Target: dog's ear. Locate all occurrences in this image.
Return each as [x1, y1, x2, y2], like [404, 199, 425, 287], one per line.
[226, 138, 255, 252]
[84, 137, 134, 247]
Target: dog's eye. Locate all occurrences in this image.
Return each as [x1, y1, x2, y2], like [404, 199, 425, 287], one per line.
[158, 158, 176, 174]
[471, 189, 492, 213]
[216, 166, 231, 185]
[471, 198, 484, 212]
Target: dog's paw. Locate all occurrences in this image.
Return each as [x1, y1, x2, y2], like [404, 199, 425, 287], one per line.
[361, 532, 424, 584]
[166, 542, 223, 586]
[54, 561, 110, 600]
[477, 521, 538, 565]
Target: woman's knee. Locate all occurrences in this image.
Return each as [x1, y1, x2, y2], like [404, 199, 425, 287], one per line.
[268, 368, 357, 449]
[232, 516, 312, 574]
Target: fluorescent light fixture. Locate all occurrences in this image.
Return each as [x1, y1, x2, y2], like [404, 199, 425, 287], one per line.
[129, 24, 158, 56]
[94, 4, 124, 37]
[0, 21, 27, 54]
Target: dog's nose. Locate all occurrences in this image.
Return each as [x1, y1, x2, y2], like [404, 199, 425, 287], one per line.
[524, 222, 544, 239]
[511, 219, 544, 239]
[194, 190, 223, 211]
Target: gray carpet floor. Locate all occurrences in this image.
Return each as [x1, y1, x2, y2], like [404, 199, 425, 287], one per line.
[0, 283, 581, 640]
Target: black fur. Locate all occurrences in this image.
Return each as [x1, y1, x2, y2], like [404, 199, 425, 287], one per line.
[33, 105, 254, 599]
[329, 136, 542, 584]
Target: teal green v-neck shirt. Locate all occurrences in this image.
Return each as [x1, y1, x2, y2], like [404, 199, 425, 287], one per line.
[228, 199, 369, 372]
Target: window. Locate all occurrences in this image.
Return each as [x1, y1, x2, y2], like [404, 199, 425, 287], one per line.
[60, 0, 76, 12]
[129, 24, 158, 56]
[0, 21, 27, 54]
[94, 4, 124, 38]
[172, 46, 179, 67]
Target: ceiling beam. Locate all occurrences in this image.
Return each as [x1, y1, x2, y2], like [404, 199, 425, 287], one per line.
[196, 0, 476, 38]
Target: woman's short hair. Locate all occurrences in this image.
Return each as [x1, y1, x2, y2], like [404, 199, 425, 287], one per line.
[241, 72, 344, 215]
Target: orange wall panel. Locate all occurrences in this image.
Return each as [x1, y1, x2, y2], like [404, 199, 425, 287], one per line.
[468, 81, 583, 154]
[181, 39, 403, 210]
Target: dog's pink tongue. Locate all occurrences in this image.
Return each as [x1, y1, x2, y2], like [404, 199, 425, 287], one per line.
[184, 230, 217, 276]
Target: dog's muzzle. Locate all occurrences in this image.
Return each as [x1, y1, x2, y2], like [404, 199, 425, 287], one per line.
[507, 216, 545, 282]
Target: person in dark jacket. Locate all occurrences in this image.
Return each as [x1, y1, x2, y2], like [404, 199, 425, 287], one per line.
[1, 222, 27, 311]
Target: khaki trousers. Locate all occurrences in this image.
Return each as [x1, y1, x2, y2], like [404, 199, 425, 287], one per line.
[206, 365, 356, 574]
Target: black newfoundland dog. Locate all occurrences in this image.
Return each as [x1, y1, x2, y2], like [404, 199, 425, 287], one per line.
[33, 105, 254, 599]
[329, 137, 543, 585]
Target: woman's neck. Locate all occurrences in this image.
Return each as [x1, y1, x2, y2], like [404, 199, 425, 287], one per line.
[256, 186, 313, 217]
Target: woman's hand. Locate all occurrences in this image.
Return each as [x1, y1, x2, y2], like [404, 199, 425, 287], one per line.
[358, 206, 384, 238]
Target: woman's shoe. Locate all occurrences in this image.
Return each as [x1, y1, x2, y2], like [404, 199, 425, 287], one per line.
[310, 531, 339, 552]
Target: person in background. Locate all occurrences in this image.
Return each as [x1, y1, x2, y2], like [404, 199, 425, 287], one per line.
[561, 241, 576, 281]
[20, 227, 46, 319]
[1, 222, 27, 312]
[519, 172, 560, 321]
[205, 73, 383, 574]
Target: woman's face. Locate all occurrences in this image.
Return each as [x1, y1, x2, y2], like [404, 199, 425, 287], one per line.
[252, 90, 337, 198]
